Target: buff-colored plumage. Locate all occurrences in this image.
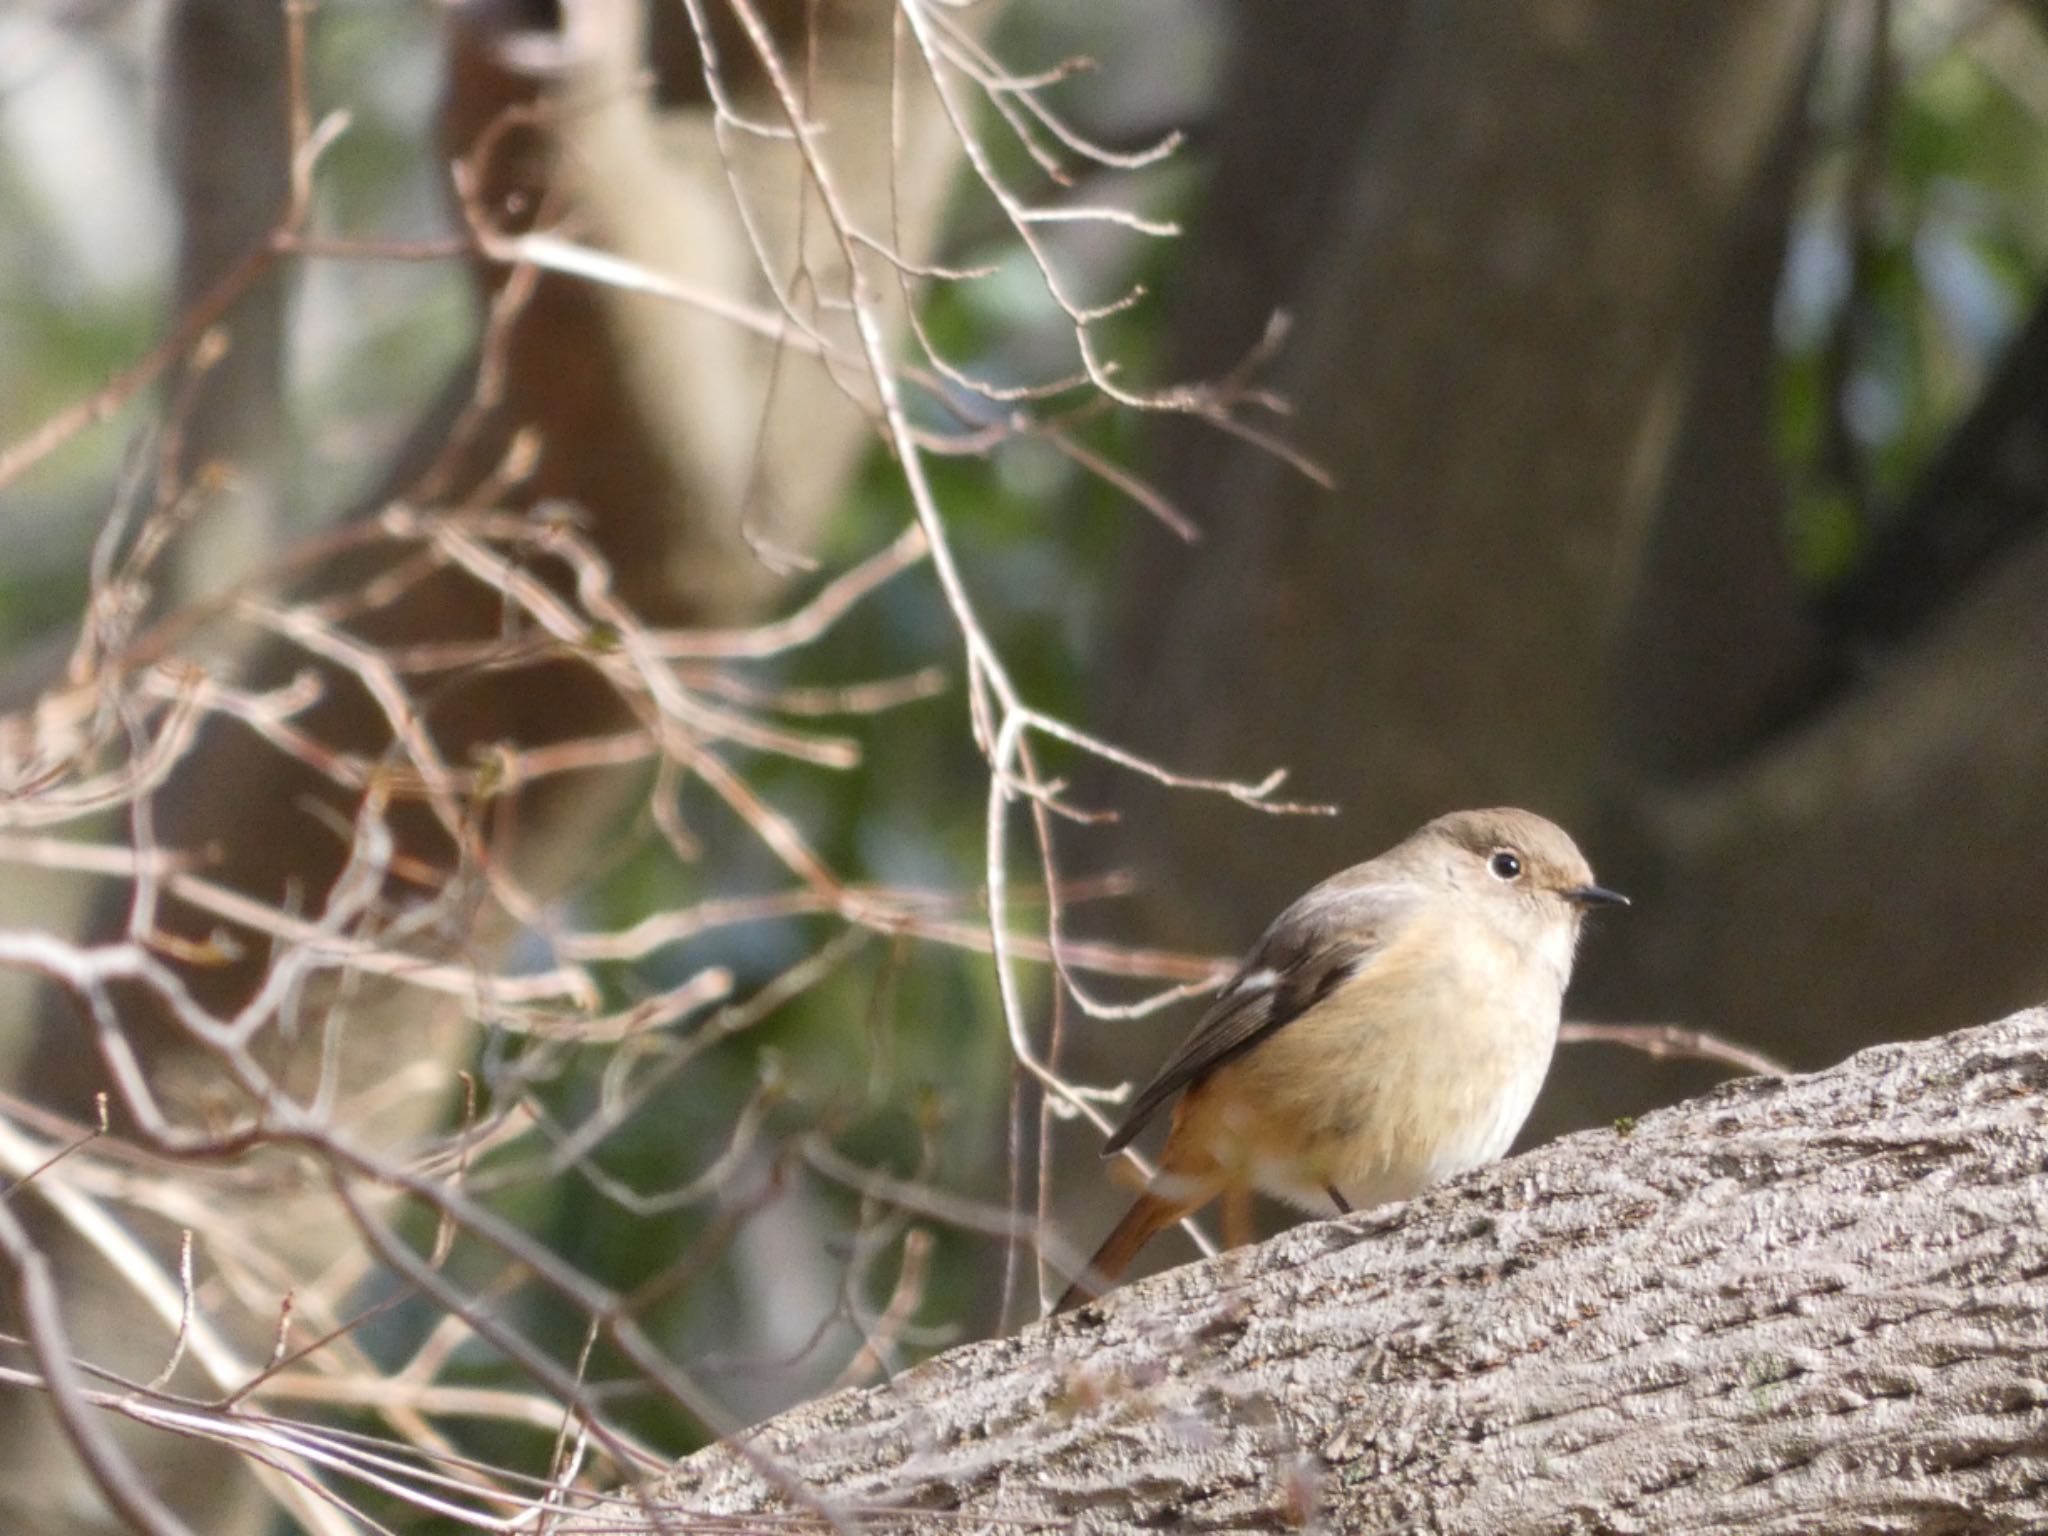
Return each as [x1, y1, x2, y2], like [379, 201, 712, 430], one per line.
[1058, 808, 1625, 1311]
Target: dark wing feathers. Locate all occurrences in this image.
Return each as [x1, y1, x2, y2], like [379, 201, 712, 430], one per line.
[1100, 878, 1415, 1155]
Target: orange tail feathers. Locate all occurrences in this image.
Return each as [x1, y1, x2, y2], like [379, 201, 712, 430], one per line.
[1055, 1191, 1191, 1313]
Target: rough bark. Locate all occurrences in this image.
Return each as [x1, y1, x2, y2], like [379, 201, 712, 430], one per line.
[659, 1008, 2048, 1533]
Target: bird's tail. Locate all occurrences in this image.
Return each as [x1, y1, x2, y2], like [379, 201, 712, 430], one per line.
[1055, 1191, 1190, 1313]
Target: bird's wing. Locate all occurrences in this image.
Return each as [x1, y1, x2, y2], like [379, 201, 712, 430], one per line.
[1101, 877, 1419, 1155]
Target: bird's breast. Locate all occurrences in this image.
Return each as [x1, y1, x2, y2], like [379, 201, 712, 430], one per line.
[1183, 912, 1563, 1212]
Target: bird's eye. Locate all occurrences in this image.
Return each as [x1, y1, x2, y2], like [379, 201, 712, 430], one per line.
[1488, 850, 1522, 881]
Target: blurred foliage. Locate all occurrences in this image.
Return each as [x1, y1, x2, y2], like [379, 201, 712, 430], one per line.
[1779, 3, 2048, 584]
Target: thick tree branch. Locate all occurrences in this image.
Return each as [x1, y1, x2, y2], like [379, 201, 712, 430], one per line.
[657, 1009, 2048, 1532]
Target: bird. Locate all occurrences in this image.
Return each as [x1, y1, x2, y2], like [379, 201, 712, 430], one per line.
[1056, 806, 1626, 1312]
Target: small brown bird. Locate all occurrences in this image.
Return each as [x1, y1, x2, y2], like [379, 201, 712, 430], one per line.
[1057, 807, 1625, 1312]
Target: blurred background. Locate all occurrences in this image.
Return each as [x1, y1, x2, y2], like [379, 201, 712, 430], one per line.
[4, 1, 2048, 1530]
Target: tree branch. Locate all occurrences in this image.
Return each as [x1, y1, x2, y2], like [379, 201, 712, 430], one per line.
[657, 1009, 2048, 1532]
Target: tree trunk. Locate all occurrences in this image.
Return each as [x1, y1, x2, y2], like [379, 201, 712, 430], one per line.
[1105, 2, 1824, 931]
[656, 1008, 2048, 1533]
[1078, 0, 1837, 1258]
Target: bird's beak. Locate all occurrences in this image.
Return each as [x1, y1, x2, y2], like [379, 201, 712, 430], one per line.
[1563, 883, 1630, 909]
